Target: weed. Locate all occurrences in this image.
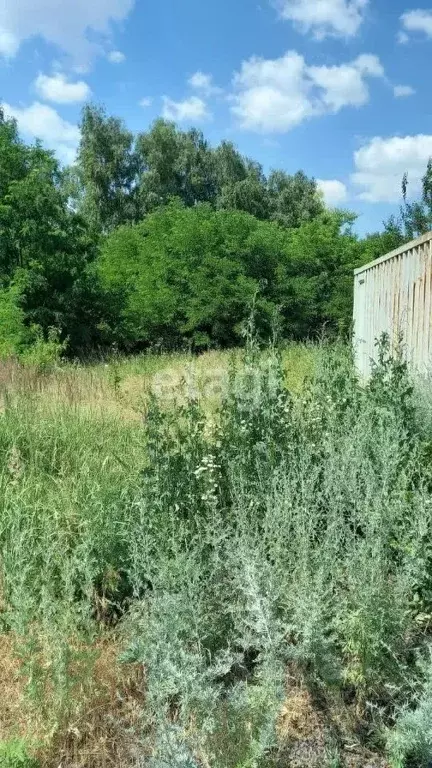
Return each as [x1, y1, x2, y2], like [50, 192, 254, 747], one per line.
[0, 740, 39, 768]
[0, 341, 431, 766]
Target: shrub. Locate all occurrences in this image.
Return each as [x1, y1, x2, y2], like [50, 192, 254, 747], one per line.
[20, 325, 67, 371]
[0, 740, 39, 768]
[387, 652, 432, 768]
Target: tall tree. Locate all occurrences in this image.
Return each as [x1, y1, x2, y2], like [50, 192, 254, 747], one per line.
[217, 157, 270, 220]
[268, 170, 324, 229]
[401, 160, 432, 239]
[77, 104, 138, 233]
[136, 119, 217, 213]
[213, 140, 248, 189]
[0, 106, 103, 353]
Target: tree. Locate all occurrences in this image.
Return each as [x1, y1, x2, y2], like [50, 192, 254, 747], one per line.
[359, 217, 406, 265]
[135, 120, 324, 228]
[401, 160, 432, 239]
[277, 211, 359, 336]
[98, 202, 290, 349]
[0, 110, 64, 280]
[0, 106, 103, 355]
[136, 120, 217, 214]
[217, 175, 270, 220]
[213, 141, 248, 189]
[268, 170, 324, 229]
[97, 202, 358, 350]
[76, 104, 138, 233]
[0, 107, 29, 201]
[216, 148, 269, 219]
[0, 102, 373, 357]
[0, 285, 29, 356]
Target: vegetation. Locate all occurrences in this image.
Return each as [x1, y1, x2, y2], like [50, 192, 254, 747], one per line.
[0, 341, 431, 767]
[98, 202, 359, 349]
[0, 102, 420, 360]
[3, 99, 432, 767]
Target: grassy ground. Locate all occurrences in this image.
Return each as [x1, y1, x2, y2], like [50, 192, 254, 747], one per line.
[0, 342, 431, 767]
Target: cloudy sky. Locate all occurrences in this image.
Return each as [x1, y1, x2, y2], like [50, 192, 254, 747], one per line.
[0, 0, 431, 232]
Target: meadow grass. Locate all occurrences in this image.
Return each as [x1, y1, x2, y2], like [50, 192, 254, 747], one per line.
[0, 341, 431, 767]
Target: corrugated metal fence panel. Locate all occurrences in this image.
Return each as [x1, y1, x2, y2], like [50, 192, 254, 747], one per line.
[353, 231, 432, 378]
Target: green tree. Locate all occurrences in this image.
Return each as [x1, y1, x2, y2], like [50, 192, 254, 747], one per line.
[98, 202, 290, 349]
[0, 105, 103, 355]
[0, 286, 29, 356]
[136, 120, 217, 214]
[213, 140, 248, 189]
[98, 202, 357, 350]
[77, 104, 138, 233]
[0, 110, 64, 280]
[277, 210, 359, 336]
[0, 102, 374, 356]
[359, 216, 406, 265]
[268, 170, 324, 229]
[401, 160, 432, 239]
[217, 174, 270, 220]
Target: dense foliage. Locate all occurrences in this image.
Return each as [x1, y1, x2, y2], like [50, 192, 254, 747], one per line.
[0, 101, 424, 358]
[98, 202, 359, 348]
[2, 343, 432, 767]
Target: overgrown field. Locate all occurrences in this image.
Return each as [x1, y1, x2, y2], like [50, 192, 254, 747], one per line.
[2, 341, 432, 767]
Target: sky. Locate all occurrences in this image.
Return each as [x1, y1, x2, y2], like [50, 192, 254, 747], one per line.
[0, 0, 432, 234]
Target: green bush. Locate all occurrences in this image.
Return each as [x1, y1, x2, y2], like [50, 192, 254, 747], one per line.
[387, 652, 432, 767]
[0, 286, 29, 357]
[0, 740, 39, 768]
[98, 202, 359, 350]
[20, 325, 67, 371]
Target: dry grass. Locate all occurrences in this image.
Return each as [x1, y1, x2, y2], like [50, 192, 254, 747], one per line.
[44, 641, 145, 768]
[275, 675, 389, 768]
[0, 345, 316, 423]
[0, 635, 25, 741]
[0, 633, 145, 768]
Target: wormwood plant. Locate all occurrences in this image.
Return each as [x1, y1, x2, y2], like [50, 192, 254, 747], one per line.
[1, 340, 432, 765]
[120, 337, 432, 766]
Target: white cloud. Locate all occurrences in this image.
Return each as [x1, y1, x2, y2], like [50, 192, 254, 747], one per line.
[3, 101, 80, 165]
[0, 0, 134, 65]
[351, 134, 432, 202]
[0, 29, 18, 57]
[188, 71, 222, 97]
[400, 9, 432, 39]
[398, 30, 410, 44]
[139, 97, 152, 108]
[277, 0, 368, 39]
[162, 96, 210, 122]
[308, 54, 383, 111]
[35, 72, 91, 103]
[393, 84, 415, 98]
[232, 52, 311, 132]
[317, 179, 348, 205]
[231, 51, 384, 133]
[189, 71, 213, 90]
[108, 50, 125, 63]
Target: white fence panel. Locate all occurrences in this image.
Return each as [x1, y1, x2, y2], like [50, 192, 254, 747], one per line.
[353, 231, 432, 378]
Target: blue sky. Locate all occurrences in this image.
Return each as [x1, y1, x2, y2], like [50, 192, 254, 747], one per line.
[1, 0, 432, 233]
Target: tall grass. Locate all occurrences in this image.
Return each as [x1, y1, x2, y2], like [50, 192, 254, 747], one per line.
[0, 341, 432, 766]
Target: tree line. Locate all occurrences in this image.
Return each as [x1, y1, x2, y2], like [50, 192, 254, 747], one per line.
[0, 103, 426, 358]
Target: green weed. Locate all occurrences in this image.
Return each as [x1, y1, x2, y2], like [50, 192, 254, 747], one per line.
[0, 341, 431, 766]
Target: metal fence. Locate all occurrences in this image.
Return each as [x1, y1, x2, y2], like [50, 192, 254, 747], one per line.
[353, 231, 432, 378]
